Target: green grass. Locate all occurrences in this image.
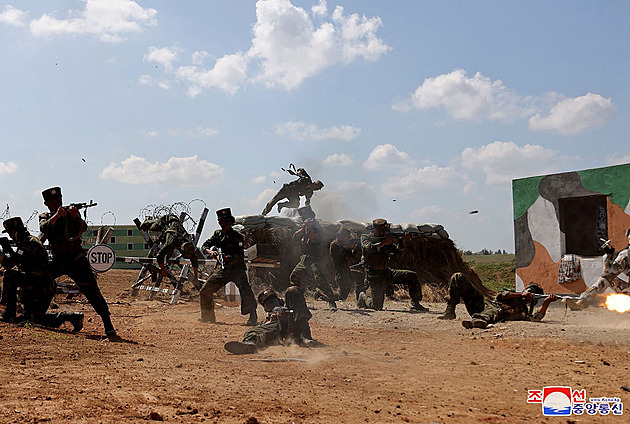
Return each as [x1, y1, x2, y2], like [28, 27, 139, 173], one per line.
[463, 254, 516, 292]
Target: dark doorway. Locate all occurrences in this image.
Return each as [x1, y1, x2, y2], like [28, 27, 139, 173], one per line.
[559, 195, 608, 256]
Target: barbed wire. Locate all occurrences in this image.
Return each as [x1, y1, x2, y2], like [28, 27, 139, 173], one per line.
[100, 211, 117, 227]
[137, 200, 209, 233]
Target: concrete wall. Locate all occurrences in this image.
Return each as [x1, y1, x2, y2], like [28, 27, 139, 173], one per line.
[513, 163, 630, 293]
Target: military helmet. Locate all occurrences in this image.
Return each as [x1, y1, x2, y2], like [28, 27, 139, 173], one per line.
[216, 207, 235, 223]
[42, 187, 62, 201]
[2, 216, 25, 234]
[525, 282, 544, 295]
[372, 218, 389, 230]
[180, 242, 196, 259]
[297, 205, 315, 219]
[257, 289, 279, 306]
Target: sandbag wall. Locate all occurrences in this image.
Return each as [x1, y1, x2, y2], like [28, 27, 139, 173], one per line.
[235, 215, 481, 299]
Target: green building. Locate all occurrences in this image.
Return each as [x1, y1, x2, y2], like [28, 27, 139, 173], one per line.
[83, 225, 150, 269]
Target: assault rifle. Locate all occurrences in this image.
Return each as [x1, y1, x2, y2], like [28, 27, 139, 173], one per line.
[66, 201, 97, 211]
[532, 293, 581, 300]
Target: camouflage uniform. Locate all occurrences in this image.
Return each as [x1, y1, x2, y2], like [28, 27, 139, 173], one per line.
[290, 215, 336, 307]
[235, 288, 313, 352]
[39, 187, 115, 336]
[198, 227, 256, 321]
[359, 230, 425, 311]
[1, 218, 82, 329]
[444, 272, 545, 324]
[140, 214, 196, 268]
[261, 168, 323, 215]
[329, 238, 364, 300]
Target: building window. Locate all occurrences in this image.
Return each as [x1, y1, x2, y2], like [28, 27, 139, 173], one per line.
[127, 243, 133, 250]
[559, 195, 608, 257]
[110, 236, 116, 243]
[127, 229, 133, 236]
[144, 243, 149, 250]
[92, 229, 98, 236]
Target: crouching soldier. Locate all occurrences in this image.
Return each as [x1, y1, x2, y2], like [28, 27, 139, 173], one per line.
[1, 217, 83, 331]
[224, 287, 314, 355]
[438, 272, 558, 329]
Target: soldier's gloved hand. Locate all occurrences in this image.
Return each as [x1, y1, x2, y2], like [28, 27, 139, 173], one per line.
[68, 206, 79, 219]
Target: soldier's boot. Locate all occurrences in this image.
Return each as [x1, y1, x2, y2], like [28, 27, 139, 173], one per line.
[409, 300, 429, 313]
[437, 303, 457, 320]
[224, 341, 257, 355]
[328, 300, 338, 311]
[357, 292, 368, 309]
[246, 309, 258, 326]
[198, 308, 216, 323]
[69, 313, 84, 333]
[462, 318, 488, 329]
[101, 314, 117, 337]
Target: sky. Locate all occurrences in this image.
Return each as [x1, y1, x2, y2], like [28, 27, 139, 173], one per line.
[1, 0, 629, 252]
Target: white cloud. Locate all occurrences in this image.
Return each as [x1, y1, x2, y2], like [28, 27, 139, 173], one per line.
[100, 155, 224, 186]
[323, 153, 354, 166]
[144, 46, 179, 71]
[0, 161, 18, 175]
[0, 5, 27, 27]
[461, 141, 561, 185]
[192, 51, 209, 65]
[399, 69, 531, 121]
[463, 180, 478, 195]
[312, 0, 328, 17]
[185, 127, 219, 139]
[607, 153, 630, 166]
[175, 52, 249, 97]
[249, 1, 390, 91]
[142, 130, 158, 137]
[380, 165, 460, 197]
[528, 93, 614, 135]
[252, 188, 277, 208]
[363, 144, 414, 172]
[29, 0, 157, 43]
[138, 74, 170, 90]
[276, 121, 360, 141]
[410, 205, 443, 221]
[251, 175, 267, 184]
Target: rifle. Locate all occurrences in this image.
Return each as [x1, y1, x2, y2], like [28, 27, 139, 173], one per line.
[67, 201, 97, 210]
[349, 259, 365, 270]
[532, 293, 581, 300]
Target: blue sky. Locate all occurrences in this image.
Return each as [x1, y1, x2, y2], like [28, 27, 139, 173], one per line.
[1, 0, 628, 252]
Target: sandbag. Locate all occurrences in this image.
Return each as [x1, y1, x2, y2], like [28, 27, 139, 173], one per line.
[337, 219, 367, 233]
[437, 229, 449, 239]
[417, 223, 444, 233]
[401, 223, 420, 233]
[265, 216, 300, 228]
[235, 214, 265, 226]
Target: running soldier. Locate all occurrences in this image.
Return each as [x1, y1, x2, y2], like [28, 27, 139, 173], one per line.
[39, 187, 116, 337]
[198, 208, 257, 325]
[261, 166, 324, 216]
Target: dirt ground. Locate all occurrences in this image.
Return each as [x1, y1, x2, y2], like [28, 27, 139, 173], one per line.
[1, 269, 629, 424]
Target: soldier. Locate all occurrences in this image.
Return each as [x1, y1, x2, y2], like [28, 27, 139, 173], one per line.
[1, 217, 83, 331]
[290, 205, 337, 310]
[39, 187, 116, 337]
[357, 218, 429, 312]
[565, 228, 630, 310]
[139, 214, 199, 284]
[261, 166, 324, 216]
[224, 288, 314, 355]
[328, 226, 364, 301]
[198, 208, 257, 325]
[437, 272, 558, 328]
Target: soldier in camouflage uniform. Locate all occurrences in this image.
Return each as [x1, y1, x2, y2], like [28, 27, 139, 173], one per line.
[329, 226, 364, 301]
[261, 167, 324, 216]
[358, 219, 428, 312]
[1, 217, 83, 331]
[290, 206, 337, 310]
[198, 208, 257, 325]
[438, 272, 558, 328]
[566, 228, 630, 310]
[39, 187, 116, 337]
[140, 214, 198, 283]
[224, 288, 314, 355]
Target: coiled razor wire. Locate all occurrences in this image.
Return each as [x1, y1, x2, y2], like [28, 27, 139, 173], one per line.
[137, 200, 208, 233]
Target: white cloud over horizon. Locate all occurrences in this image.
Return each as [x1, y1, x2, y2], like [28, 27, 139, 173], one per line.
[461, 141, 563, 185]
[396, 69, 615, 135]
[276, 121, 360, 141]
[363, 144, 414, 172]
[380, 164, 460, 197]
[0, 161, 18, 175]
[0, 5, 27, 27]
[28, 0, 157, 43]
[143, 46, 180, 72]
[323, 153, 354, 166]
[528, 93, 614, 134]
[607, 153, 630, 166]
[100, 155, 224, 186]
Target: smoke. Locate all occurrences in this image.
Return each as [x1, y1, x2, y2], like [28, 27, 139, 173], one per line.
[309, 184, 378, 223]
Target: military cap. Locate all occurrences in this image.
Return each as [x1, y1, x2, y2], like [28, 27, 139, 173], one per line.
[525, 282, 544, 295]
[297, 205, 315, 219]
[216, 207, 235, 222]
[42, 187, 62, 201]
[180, 242, 196, 259]
[2, 217, 25, 233]
[372, 218, 389, 228]
[257, 289, 279, 306]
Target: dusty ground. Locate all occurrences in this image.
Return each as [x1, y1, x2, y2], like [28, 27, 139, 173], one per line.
[1, 269, 629, 424]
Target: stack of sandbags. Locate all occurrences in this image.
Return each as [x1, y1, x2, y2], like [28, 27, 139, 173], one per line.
[417, 223, 449, 240]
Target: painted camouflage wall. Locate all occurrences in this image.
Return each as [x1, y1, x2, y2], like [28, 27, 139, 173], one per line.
[512, 163, 630, 293]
